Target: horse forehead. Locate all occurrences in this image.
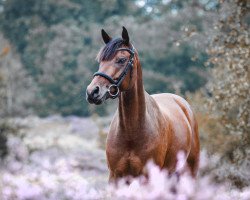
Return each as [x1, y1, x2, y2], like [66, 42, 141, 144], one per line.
[99, 60, 114, 68]
[98, 50, 130, 68]
[118, 50, 130, 56]
[112, 50, 129, 58]
[99, 61, 117, 74]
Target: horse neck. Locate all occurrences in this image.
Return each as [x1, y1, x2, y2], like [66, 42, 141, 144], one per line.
[118, 56, 146, 132]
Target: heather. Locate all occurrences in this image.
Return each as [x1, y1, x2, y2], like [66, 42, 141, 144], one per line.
[0, 116, 249, 199]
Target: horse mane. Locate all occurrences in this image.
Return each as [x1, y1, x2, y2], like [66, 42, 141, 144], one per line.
[96, 38, 132, 62]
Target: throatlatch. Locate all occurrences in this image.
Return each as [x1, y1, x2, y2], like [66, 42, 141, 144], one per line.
[93, 47, 135, 99]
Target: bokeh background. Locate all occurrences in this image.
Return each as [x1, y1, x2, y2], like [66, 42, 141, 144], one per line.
[0, 0, 249, 199]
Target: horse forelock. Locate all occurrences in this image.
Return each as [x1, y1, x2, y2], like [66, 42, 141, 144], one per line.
[96, 38, 132, 62]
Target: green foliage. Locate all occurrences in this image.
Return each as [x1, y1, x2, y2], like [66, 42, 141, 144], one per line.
[142, 43, 207, 93]
[0, 0, 213, 116]
[0, 33, 36, 117]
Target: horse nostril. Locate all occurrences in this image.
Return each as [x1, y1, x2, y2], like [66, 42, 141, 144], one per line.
[91, 86, 100, 98]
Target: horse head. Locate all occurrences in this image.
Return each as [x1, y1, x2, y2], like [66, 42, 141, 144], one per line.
[86, 26, 137, 105]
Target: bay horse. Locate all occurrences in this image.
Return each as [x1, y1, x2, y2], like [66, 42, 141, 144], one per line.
[86, 27, 200, 181]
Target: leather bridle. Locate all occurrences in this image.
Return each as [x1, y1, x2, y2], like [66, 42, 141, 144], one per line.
[93, 47, 135, 99]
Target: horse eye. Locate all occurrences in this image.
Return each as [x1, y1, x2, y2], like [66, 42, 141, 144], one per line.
[117, 58, 127, 64]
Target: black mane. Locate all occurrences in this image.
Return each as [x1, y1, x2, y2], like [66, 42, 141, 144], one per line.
[96, 38, 131, 62]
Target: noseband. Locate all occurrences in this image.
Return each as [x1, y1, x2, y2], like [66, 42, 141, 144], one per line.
[93, 47, 135, 99]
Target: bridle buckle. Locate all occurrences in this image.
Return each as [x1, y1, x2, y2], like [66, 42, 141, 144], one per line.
[108, 84, 120, 99]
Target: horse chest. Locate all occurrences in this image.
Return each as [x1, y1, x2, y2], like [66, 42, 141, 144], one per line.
[106, 124, 165, 178]
[107, 148, 144, 177]
[106, 133, 162, 178]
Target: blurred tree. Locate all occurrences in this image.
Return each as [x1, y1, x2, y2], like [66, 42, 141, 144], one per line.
[0, 0, 217, 116]
[36, 23, 91, 116]
[0, 34, 36, 117]
[0, 120, 8, 158]
[121, 2, 215, 94]
[0, 0, 141, 116]
[207, 0, 249, 187]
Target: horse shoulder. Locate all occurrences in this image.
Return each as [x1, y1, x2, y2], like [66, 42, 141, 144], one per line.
[151, 93, 194, 133]
[151, 93, 193, 154]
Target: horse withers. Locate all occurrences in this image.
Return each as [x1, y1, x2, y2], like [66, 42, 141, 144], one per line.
[86, 27, 200, 182]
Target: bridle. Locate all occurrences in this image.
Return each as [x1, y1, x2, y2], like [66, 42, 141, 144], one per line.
[93, 47, 135, 99]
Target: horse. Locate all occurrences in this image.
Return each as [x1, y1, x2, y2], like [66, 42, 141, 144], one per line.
[86, 27, 200, 182]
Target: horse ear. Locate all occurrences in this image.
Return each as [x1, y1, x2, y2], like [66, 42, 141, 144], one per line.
[122, 26, 130, 45]
[101, 29, 112, 44]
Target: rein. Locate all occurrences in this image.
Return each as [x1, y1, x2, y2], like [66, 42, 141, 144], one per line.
[93, 47, 135, 99]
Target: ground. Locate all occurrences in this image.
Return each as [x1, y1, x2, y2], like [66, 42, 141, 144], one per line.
[0, 116, 111, 199]
[1, 116, 249, 200]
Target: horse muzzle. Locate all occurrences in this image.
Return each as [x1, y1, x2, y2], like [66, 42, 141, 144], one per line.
[86, 86, 104, 105]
